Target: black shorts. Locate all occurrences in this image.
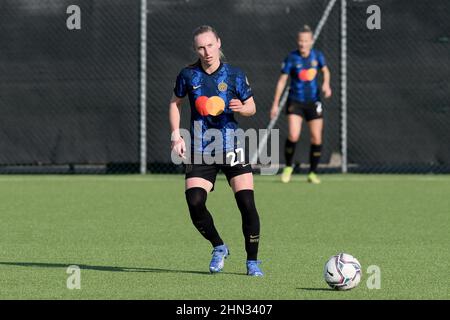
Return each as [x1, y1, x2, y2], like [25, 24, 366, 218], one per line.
[286, 99, 324, 121]
[185, 151, 252, 191]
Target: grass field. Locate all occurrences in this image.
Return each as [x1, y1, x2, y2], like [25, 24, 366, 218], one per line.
[0, 174, 449, 300]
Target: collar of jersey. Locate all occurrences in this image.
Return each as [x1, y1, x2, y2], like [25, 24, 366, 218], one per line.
[297, 49, 313, 59]
[199, 61, 223, 76]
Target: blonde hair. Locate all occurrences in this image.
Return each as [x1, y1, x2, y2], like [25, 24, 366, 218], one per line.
[298, 24, 313, 35]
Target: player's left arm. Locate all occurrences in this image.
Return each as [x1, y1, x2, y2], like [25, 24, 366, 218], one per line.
[231, 70, 256, 116]
[229, 97, 256, 116]
[321, 66, 332, 98]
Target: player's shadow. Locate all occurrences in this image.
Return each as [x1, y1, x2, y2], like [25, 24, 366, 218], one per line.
[0, 261, 244, 276]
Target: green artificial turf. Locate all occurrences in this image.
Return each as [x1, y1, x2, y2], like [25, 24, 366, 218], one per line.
[0, 174, 449, 299]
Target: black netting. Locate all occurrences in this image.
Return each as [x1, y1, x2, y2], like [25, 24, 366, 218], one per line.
[0, 0, 139, 173]
[1, 0, 448, 174]
[347, 0, 450, 173]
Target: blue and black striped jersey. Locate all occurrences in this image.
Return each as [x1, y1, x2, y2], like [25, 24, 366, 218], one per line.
[174, 62, 253, 154]
[281, 49, 326, 103]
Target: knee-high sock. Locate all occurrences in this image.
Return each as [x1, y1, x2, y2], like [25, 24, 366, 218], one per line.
[235, 190, 260, 260]
[185, 188, 223, 247]
[285, 139, 297, 167]
[309, 144, 322, 173]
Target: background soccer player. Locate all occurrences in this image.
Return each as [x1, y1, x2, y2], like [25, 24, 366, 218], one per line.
[169, 25, 263, 276]
[270, 25, 332, 184]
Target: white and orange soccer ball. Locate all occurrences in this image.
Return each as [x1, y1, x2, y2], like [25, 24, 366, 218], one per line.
[324, 253, 362, 290]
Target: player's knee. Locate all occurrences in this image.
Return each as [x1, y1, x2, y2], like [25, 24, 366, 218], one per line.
[185, 188, 211, 229]
[235, 189, 254, 206]
[310, 136, 322, 145]
[185, 187, 207, 211]
[235, 190, 260, 238]
[288, 134, 300, 143]
[235, 190, 259, 218]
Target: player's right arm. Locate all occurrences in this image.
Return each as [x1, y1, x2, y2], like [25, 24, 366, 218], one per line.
[270, 73, 289, 119]
[169, 94, 186, 159]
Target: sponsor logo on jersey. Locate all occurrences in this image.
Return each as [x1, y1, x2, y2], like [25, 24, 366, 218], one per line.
[298, 68, 317, 81]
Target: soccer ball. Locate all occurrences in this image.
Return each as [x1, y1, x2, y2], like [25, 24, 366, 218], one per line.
[323, 253, 362, 290]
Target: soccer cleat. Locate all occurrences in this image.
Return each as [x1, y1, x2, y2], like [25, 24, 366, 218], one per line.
[209, 244, 229, 273]
[246, 260, 264, 277]
[281, 166, 294, 183]
[307, 172, 321, 184]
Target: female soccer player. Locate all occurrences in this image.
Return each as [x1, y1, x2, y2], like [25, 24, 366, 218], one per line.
[169, 25, 263, 276]
[270, 25, 332, 184]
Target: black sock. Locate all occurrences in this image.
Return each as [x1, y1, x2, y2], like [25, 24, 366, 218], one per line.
[309, 144, 322, 173]
[185, 188, 223, 247]
[285, 139, 297, 167]
[234, 190, 260, 261]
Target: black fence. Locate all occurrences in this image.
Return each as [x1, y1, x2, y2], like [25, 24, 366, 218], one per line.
[0, 0, 140, 173]
[347, 0, 450, 173]
[0, 0, 449, 174]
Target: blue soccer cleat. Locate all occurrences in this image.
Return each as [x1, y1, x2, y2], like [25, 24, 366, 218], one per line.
[246, 260, 264, 277]
[209, 244, 229, 273]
